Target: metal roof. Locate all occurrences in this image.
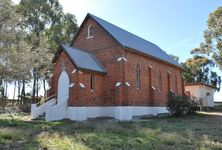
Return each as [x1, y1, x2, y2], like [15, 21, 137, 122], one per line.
[61, 44, 106, 73]
[89, 13, 182, 68]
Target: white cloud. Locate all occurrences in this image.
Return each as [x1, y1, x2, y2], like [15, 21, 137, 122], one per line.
[167, 36, 195, 51]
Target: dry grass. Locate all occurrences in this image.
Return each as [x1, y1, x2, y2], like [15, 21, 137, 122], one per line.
[0, 111, 222, 150]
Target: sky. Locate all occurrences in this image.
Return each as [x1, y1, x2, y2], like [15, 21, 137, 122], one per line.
[11, 0, 222, 101]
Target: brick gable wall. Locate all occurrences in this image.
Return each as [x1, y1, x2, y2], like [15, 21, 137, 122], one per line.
[49, 16, 184, 107]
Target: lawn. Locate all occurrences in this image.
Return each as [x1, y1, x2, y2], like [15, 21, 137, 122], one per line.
[0, 111, 222, 150]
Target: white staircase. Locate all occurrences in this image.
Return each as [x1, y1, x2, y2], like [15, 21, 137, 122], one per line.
[45, 98, 68, 121]
[31, 93, 69, 121]
[31, 94, 57, 120]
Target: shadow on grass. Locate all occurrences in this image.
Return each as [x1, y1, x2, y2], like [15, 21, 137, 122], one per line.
[0, 113, 222, 150]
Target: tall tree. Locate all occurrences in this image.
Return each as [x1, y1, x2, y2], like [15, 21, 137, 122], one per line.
[45, 13, 78, 53]
[0, 0, 32, 107]
[183, 55, 221, 90]
[191, 7, 222, 70]
[18, 0, 78, 102]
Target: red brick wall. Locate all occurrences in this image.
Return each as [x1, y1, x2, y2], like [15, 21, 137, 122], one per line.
[49, 51, 107, 106]
[72, 17, 124, 106]
[50, 16, 183, 107]
[123, 49, 183, 106]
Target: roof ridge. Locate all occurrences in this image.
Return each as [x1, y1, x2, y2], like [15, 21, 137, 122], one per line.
[62, 44, 89, 54]
[61, 44, 106, 73]
[88, 13, 182, 68]
[89, 14, 162, 50]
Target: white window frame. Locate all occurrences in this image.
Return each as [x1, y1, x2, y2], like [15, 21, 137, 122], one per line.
[87, 25, 93, 39]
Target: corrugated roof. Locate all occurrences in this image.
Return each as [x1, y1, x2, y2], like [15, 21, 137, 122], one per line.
[61, 44, 106, 73]
[89, 13, 182, 68]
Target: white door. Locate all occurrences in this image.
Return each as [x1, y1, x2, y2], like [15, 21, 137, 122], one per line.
[57, 71, 70, 103]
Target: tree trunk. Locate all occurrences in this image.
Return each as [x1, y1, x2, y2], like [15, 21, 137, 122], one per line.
[13, 81, 16, 101]
[1, 80, 5, 109]
[21, 79, 25, 105]
[43, 79, 46, 98]
[17, 80, 20, 105]
[32, 70, 36, 103]
[36, 76, 39, 102]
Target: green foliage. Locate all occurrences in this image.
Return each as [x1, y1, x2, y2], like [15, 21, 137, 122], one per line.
[45, 13, 78, 53]
[18, 0, 78, 52]
[183, 55, 221, 90]
[169, 54, 180, 62]
[191, 7, 222, 70]
[167, 91, 199, 117]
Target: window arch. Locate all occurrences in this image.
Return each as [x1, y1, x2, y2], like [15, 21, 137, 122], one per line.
[136, 64, 140, 89]
[175, 75, 178, 93]
[87, 25, 93, 38]
[90, 75, 95, 91]
[158, 70, 162, 91]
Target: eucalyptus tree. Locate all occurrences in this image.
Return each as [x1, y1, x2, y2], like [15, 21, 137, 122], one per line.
[183, 56, 221, 90]
[191, 7, 222, 70]
[18, 0, 78, 102]
[0, 0, 32, 107]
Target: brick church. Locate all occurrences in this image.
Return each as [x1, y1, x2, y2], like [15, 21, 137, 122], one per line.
[31, 13, 184, 121]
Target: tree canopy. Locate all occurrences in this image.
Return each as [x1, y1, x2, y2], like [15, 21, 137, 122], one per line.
[183, 56, 221, 90]
[191, 7, 222, 70]
[0, 0, 78, 108]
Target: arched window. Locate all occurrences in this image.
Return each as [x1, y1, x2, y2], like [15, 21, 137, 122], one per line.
[90, 75, 95, 91]
[87, 25, 93, 38]
[175, 75, 178, 93]
[158, 70, 162, 91]
[136, 64, 140, 89]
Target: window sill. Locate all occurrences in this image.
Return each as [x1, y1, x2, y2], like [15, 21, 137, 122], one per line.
[86, 36, 93, 39]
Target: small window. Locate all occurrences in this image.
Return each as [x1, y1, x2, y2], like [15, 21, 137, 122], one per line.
[175, 75, 178, 93]
[87, 25, 93, 38]
[206, 92, 210, 96]
[90, 75, 95, 91]
[158, 70, 162, 91]
[136, 64, 140, 89]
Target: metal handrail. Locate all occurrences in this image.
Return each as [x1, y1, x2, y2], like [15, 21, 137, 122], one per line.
[36, 94, 57, 107]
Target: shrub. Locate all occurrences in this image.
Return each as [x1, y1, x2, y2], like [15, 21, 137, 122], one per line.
[167, 91, 199, 117]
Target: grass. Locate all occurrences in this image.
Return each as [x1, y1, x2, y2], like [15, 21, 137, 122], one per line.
[0, 111, 222, 149]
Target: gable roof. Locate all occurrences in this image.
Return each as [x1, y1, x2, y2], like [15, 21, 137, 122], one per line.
[60, 44, 106, 73]
[87, 13, 182, 68]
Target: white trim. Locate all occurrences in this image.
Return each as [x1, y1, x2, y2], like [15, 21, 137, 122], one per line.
[79, 83, 85, 88]
[117, 57, 122, 62]
[115, 82, 121, 87]
[86, 36, 93, 39]
[72, 69, 77, 74]
[152, 86, 156, 90]
[87, 25, 93, 39]
[122, 57, 127, 62]
[125, 82, 130, 87]
[117, 57, 127, 62]
[46, 106, 168, 121]
[69, 83, 74, 87]
[149, 65, 153, 69]
[78, 71, 83, 74]
[168, 71, 171, 74]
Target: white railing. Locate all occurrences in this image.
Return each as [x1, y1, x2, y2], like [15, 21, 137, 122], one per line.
[45, 98, 68, 121]
[31, 94, 57, 119]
